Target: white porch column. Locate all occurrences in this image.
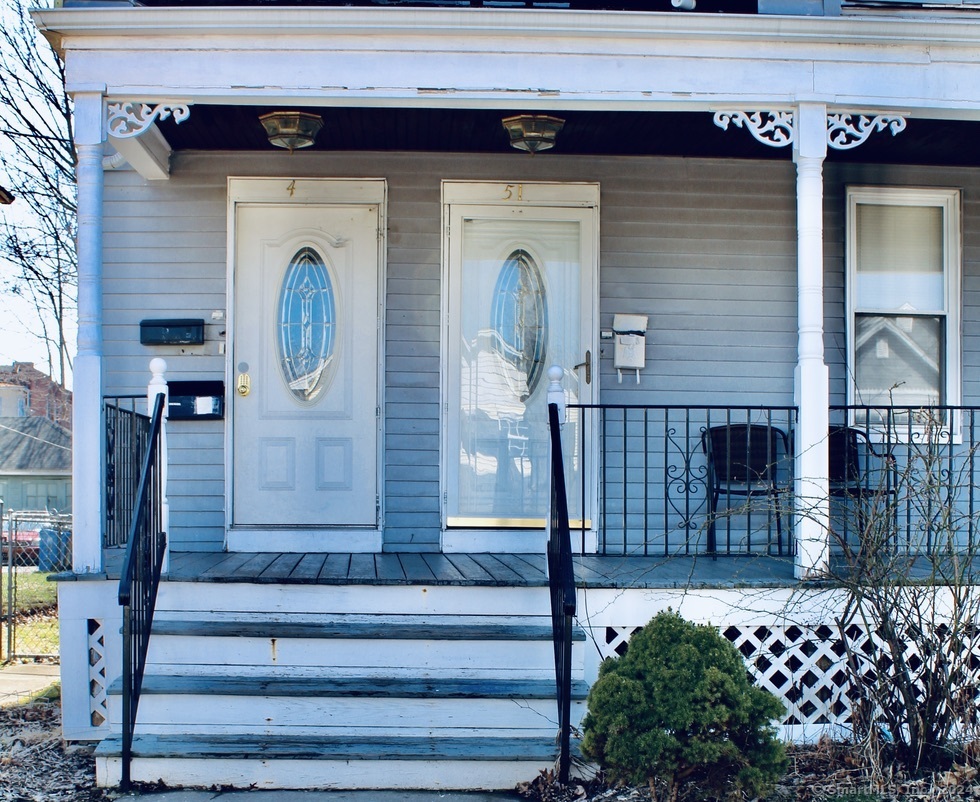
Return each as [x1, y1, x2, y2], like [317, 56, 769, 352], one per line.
[792, 102, 830, 579]
[71, 91, 106, 574]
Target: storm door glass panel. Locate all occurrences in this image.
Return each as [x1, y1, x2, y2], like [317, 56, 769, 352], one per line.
[276, 246, 337, 403]
[453, 216, 582, 525]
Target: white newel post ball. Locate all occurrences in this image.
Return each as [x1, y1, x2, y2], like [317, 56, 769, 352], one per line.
[547, 364, 565, 424]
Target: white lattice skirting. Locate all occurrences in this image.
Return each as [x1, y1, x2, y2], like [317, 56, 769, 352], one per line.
[87, 618, 108, 728]
[601, 619, 980, 730]
[602, 623, 858, 728]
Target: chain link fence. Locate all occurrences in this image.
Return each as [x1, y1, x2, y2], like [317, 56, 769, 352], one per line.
[1, 503, 71, 662]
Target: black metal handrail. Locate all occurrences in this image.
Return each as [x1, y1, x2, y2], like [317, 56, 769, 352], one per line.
[569, 404, 797, 556]
[832, 405, 980, 553]
[547, 402, 576, 784]
[118, 393, 167, 791]
[104, 395, 151, 549]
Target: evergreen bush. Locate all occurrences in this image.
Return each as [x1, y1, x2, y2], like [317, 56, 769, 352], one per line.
[581, 610, 787, 802]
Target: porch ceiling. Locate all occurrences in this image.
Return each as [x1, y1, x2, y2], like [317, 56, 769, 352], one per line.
[156, 106, 980, 166]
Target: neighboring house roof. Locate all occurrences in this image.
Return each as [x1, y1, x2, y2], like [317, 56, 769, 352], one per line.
[0, 186, 13, 205]
[0, 417, 71, 473]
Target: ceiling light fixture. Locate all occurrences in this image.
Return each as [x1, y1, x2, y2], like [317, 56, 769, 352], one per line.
[501, 114, 565, 154]
[258, 111, 324, 152]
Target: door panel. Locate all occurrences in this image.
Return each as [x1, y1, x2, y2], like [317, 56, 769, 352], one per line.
[233, 203, 379, 529]
[445, 199, 597, 528]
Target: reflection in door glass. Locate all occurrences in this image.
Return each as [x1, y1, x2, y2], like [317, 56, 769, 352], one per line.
[455, 217, 582, 523]
[491, 249, 548, 402]
[277, 246, 336, 403]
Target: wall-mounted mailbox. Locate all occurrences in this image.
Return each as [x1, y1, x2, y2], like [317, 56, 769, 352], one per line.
[140, 318, 205, 346]
[168, 380, 225, 420]
[613, 313, 648, 384]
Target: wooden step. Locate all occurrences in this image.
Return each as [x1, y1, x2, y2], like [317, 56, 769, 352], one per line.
[155, 581, 552, 618]
[145, 636, 565, 679]
[112, 674, 589, 699]
[151, 618, 585, 641]
[107, 674, 589, 737]
[95, 733, 568, 790]
[146, 617, 588, 679]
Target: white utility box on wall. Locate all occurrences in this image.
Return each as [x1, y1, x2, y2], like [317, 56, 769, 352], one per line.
[613, 313, 648, 383]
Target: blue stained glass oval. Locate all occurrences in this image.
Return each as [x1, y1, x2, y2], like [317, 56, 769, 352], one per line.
[491, 248, 548, 401]
[276, 246, 336, 403]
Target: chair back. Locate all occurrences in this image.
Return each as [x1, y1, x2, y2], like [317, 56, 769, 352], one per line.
[828, 426, 863, 486]
[702, 424, 786, 485]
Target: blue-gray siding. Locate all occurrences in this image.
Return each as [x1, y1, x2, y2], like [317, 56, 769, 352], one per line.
[99, 152, 980, 551]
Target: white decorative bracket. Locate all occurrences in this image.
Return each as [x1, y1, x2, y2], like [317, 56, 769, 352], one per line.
[105, 102, 190, 181]
[712, 110, 795, 148]
[713, 110, 908, 151]
[107, 101, 190, 139]
[826, 113, 907, 150]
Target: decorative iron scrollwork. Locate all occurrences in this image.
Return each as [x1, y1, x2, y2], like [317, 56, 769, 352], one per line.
[712, 111, 795, 148]
[826, 114, 907, 150]
[107, 102, 191, 138]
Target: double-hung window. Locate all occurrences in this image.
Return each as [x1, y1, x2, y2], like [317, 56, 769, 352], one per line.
[846, 186, 961, 417]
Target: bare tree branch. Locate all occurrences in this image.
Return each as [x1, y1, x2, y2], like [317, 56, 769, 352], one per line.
[0, 0, 76, 387]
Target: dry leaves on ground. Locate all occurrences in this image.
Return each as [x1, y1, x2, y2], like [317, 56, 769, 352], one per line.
[0, 696, 108, 802]
[518, 739, 980, 802]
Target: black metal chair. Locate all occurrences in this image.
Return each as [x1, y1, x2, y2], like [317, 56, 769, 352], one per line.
[701, 423, 791, 555]
[828, 426, 897, 544]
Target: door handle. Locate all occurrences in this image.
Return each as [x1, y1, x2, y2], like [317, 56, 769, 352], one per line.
[237, 372, 251, 397]
[574, 350, 592, 385]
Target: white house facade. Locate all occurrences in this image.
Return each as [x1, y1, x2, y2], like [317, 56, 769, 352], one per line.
[33, 0, 980, 789]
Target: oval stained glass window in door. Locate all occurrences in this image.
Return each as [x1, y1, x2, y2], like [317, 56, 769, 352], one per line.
[276, 246, 337, 403]
[491, 248, 548, 402]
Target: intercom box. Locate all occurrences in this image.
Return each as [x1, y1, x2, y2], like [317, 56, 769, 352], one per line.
[168, 380, 225, 420]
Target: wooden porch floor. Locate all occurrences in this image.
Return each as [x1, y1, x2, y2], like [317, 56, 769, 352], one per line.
[99, 550, 798, 589]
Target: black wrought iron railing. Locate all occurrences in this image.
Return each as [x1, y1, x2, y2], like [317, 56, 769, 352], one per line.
[118, 393, 167, 791]
[831, 405, 980, 554]
[104, 395, 151, 549]
[570, 404, 797, 557]
[547, 402, 576, 784]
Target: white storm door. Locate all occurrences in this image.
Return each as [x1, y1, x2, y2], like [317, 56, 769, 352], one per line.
[232, 200, 380, 531]
[445, 193, 598, 529]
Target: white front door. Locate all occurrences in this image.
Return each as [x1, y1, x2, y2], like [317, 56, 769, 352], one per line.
[229, 179, 385, 550]
[443, 182, 599, 540]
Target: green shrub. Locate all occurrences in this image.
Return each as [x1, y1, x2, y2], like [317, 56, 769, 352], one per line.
[581, 610, 787, 802]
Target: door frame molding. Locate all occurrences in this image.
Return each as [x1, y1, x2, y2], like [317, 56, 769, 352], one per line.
[439, 180, 600, 553]
[225, 177, 387, 552]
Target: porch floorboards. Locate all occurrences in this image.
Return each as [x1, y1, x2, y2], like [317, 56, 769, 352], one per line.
[98, 550, 797, 588]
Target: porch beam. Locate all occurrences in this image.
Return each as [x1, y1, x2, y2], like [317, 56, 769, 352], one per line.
[72, 89, 107, 574]
[107, 126, 172, 181]
[34, 9, 980, 118]
[793, 101, 830, 581]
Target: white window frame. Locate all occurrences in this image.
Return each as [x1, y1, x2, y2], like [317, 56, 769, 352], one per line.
[845, 186, 961, 422]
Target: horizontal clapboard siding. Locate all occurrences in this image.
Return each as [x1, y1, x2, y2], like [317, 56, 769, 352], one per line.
[103, 168, 228, 550]
[100, 151, 980, 551]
